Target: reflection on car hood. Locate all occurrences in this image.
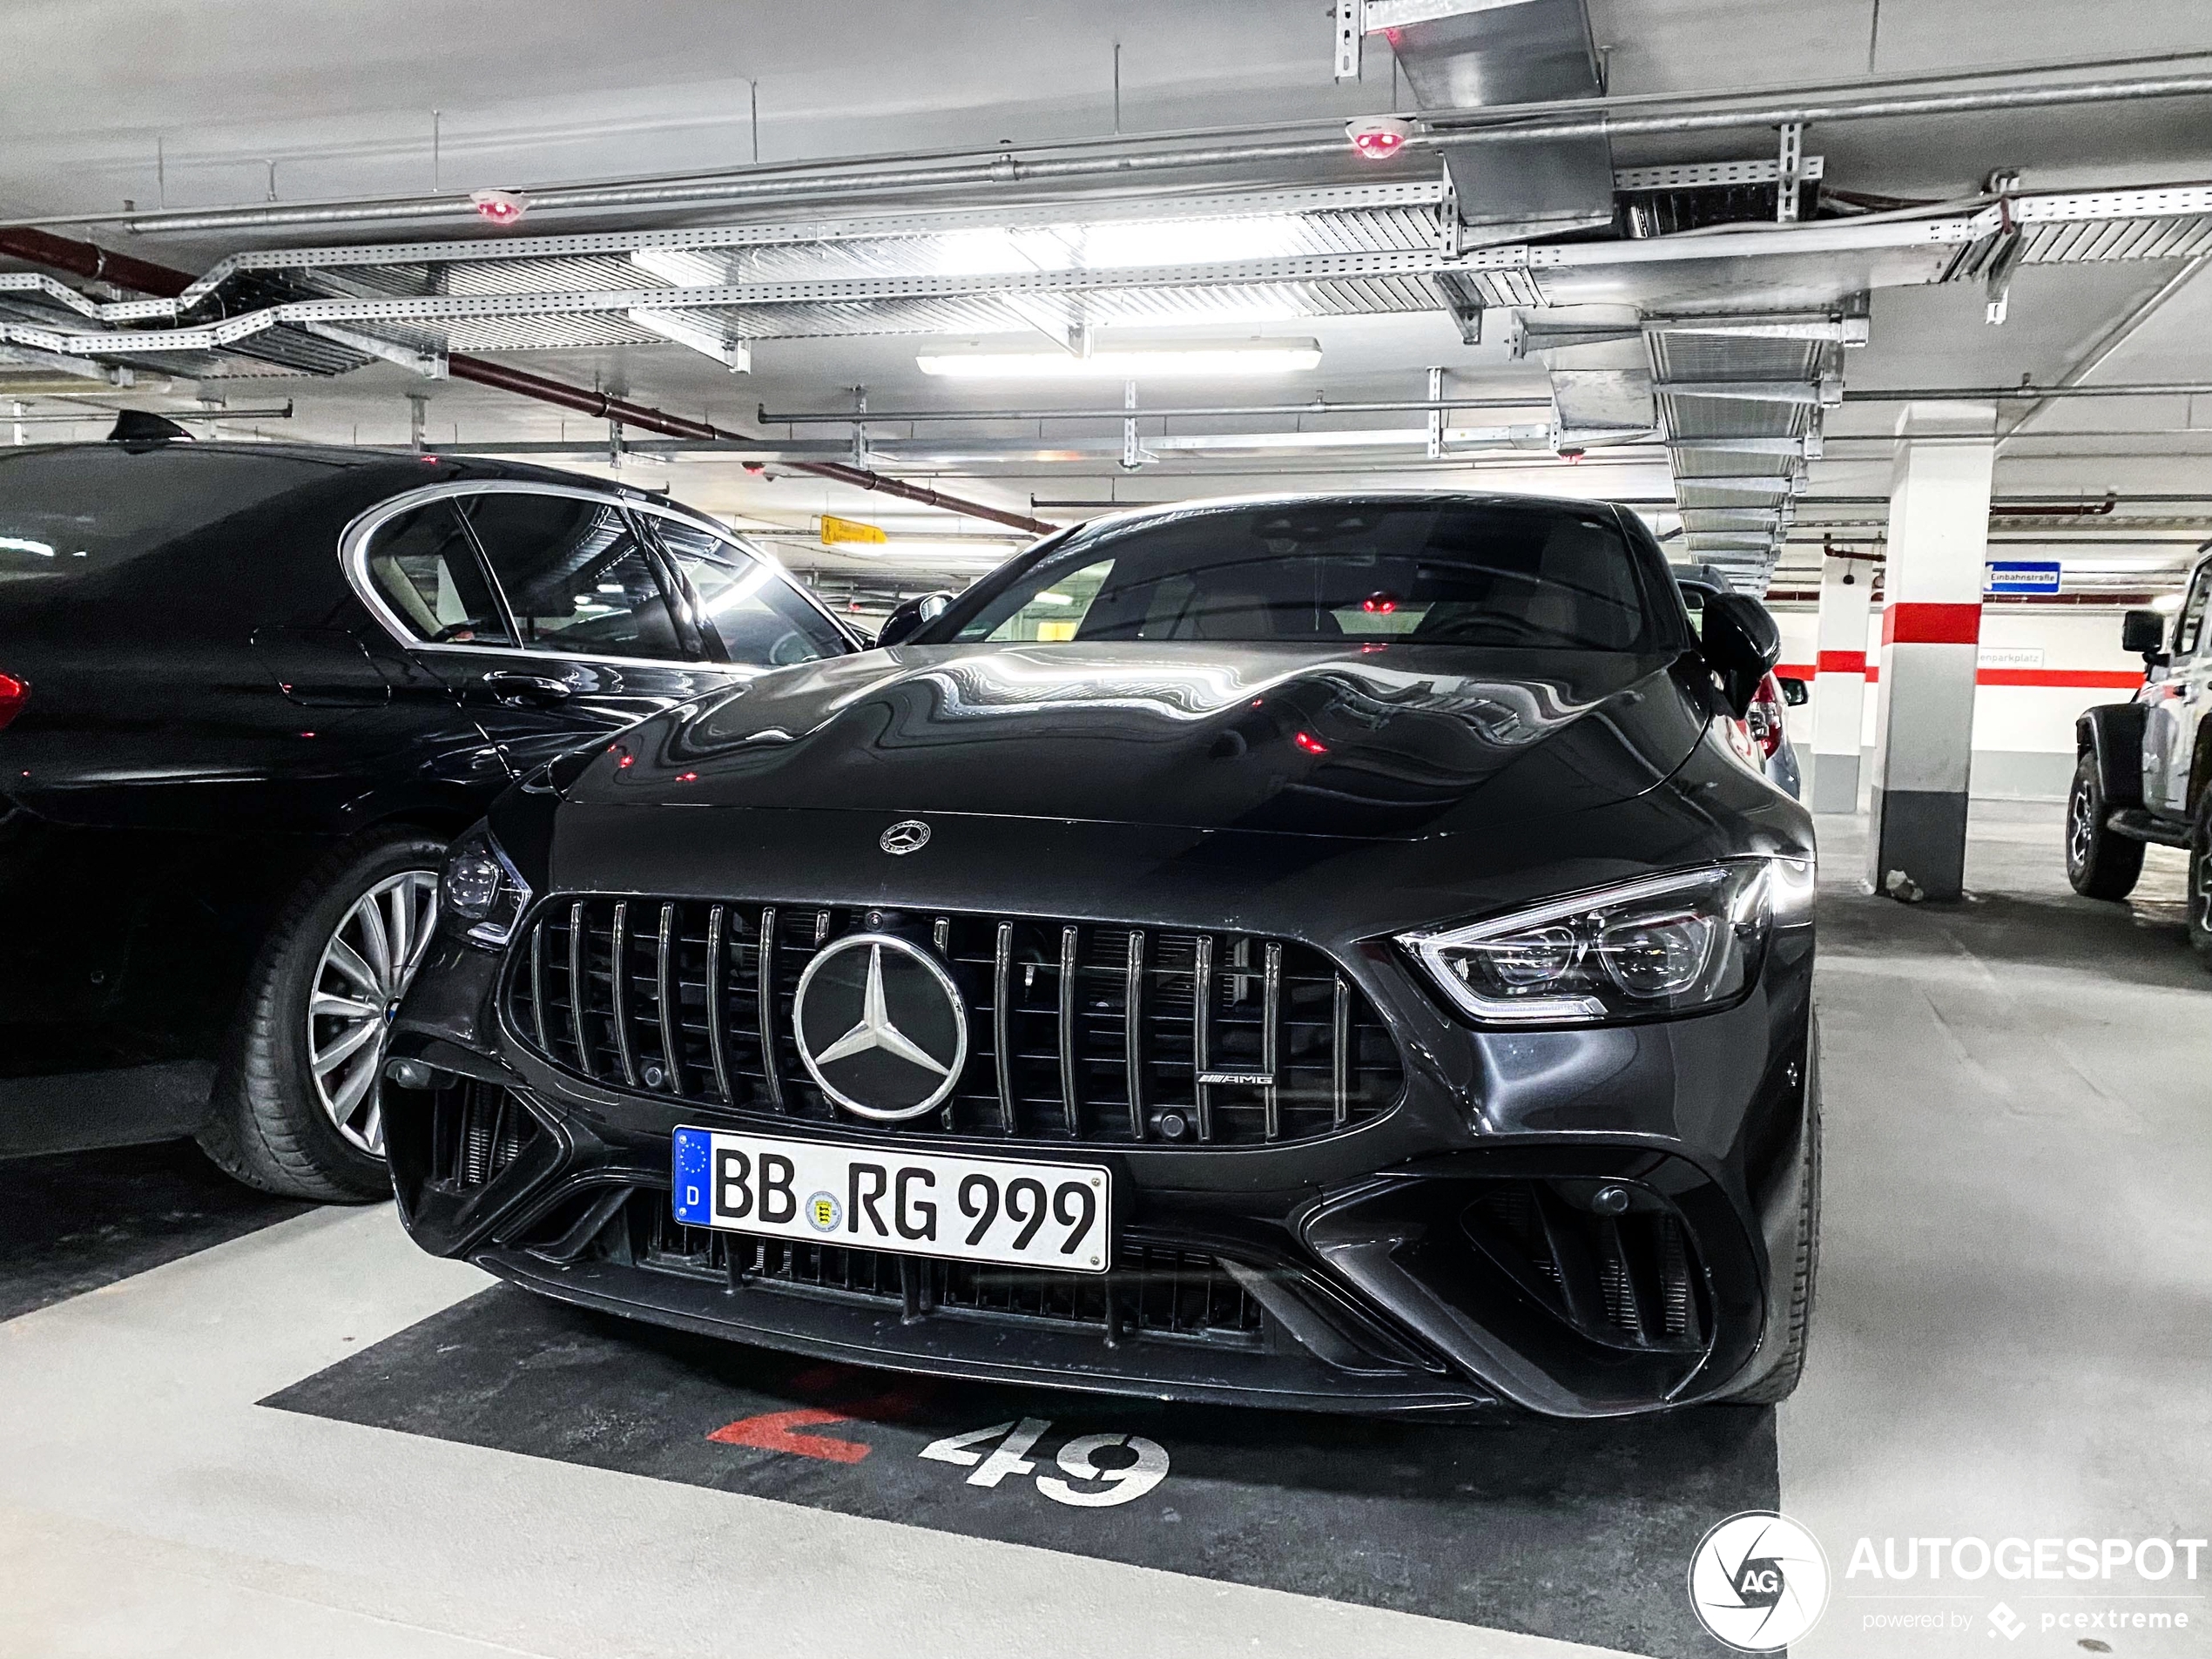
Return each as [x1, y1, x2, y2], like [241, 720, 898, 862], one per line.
[567, 641, 1711, 840]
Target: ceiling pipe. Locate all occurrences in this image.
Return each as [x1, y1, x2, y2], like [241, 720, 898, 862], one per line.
[1844, 381, 2212, 401]
[76, 71, 2212, 238]
[759, 395, 1549, 424]
[0, 229, 1055, 537]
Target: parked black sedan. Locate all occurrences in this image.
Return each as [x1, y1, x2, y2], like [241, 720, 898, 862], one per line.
[0, 435, 856, 1197]
[385, 492, 1820, 1418]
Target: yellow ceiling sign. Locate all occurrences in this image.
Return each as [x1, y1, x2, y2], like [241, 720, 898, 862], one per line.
[820, 515, 887, 546]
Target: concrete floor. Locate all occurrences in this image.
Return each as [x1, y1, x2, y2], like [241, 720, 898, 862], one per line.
[1, 802, 2204, 1659]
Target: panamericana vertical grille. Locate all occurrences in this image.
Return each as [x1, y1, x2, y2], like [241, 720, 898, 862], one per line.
[505, 899, 1402, 1145]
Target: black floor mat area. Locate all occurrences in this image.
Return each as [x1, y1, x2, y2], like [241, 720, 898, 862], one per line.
[0, 1138, 312, 1322]
[268, 1283, 1773, 1657]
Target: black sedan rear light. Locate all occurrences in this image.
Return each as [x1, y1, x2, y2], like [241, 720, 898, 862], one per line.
[0, 673, 27, 731]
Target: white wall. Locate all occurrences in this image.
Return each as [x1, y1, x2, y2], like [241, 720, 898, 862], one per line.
[1775, 605, 2146, 801]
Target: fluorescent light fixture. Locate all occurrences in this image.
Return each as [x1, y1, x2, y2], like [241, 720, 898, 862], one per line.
[917, 340, 1320, 381]
[1144, 423, 1553, 453]
[1035, 591, 1073, 605]
[627, 308, 751, 371]
[629, 246, 725, 287]
[0, 536, 56, 557]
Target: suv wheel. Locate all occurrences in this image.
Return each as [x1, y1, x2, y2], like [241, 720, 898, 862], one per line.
[2065, 755, 2145, 900]
[198, 827, 448, 1201]
[2189, 800, 2212, 968]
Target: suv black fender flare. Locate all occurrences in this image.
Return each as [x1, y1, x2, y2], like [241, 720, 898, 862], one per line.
[2077, 703, 2147, 810]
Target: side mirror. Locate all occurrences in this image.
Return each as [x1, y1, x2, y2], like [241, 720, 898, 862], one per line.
[1777, 675, 1810, 707]
[1698, 591, 1782, 718]
[2121, 608, 2168, 660]
[875, 590, 954, 648]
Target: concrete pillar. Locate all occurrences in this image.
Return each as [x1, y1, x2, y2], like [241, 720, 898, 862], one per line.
[1808, 550, 1872, 812]
[1865, 401, 1995, 900]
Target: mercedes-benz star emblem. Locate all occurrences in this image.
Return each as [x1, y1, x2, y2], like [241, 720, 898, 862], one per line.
[792, 933, 968, 1121]
[880, 819, 930, 855]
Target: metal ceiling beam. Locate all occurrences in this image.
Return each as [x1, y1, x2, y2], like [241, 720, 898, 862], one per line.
[0, 227, 1055, 536]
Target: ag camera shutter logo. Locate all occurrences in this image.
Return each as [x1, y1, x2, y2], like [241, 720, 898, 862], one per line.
[1689, 1511, 1831, 1652]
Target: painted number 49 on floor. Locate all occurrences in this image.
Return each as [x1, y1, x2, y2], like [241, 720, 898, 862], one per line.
[919, 1417, 1169, 1508]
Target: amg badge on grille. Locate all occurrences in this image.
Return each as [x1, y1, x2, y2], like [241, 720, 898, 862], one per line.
[880, 819, 930, 855]
[792, 934, 968, 1120]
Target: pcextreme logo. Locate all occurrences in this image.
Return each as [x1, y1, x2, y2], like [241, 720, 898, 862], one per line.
[1689, 1510, 1832, 1652]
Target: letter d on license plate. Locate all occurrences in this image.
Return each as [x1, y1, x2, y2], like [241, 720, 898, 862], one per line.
[671, 1128, 1111, 1273]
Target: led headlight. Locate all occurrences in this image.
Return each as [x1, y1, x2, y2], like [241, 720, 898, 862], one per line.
[441, 826, 532, 948]
[1399, 859, 1809, 1026]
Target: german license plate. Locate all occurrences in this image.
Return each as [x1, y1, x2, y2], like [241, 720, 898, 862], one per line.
[671, 1128, 1111, 1274]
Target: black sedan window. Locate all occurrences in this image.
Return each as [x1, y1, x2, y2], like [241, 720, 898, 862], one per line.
[952, 502, 1665, 651]
[462, 492, 689, 661]
[364, 500, 513, 645]
[645, 517, 851, 667]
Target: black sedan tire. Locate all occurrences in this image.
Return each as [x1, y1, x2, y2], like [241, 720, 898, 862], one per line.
[198, 827, 448, 1201]
[2065, 755, 2145, 900]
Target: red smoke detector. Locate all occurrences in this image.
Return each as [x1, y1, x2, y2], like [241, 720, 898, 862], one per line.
[1345, 116, 1413, 160]
[469, 189, 529, 226]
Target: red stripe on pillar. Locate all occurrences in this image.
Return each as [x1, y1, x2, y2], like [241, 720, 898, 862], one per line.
[1881, 603, 1982, 645]
[1977, 669, 2146, 689]
[1815, 650, 1866, 675]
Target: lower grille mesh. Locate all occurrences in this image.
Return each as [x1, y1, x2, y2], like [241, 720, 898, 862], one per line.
[632, 1196, 1264, 1348]
[505, 898, 1402, 1147]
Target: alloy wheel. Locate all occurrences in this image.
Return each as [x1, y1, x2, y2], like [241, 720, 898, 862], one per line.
[307, 869, 440, 1156]
[2067, 778, 2095, 872]
[2195, 839, 2212, 939]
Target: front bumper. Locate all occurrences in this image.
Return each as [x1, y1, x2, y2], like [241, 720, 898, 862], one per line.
[383, 887, 1817, 1419]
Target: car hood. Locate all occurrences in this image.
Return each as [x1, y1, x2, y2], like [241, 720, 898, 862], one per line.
[565, 641, 1712, 841]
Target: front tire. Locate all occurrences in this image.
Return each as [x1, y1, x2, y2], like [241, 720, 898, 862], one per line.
[2189, 800, 2212, 969]
[2066, 755, 2145, 900]
[198, 827, 448, 1201]
[1727, 1035, 1821, 1406]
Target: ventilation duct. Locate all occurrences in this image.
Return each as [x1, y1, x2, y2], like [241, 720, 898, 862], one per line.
[1377, 0, 1615, 242]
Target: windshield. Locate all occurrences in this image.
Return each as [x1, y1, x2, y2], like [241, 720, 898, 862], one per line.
[944, 500, 1672, 651]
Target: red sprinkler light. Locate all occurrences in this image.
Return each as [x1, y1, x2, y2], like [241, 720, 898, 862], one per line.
[1345, 117, 1413, 160]
[469, 188, 529, 226]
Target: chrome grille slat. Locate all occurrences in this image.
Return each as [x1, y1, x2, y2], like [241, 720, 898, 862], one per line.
[567, 900, 592, 1082]
[656, 902, 684, 1096]
[609, 900, 638, 1088]
[1192, 934, 1215, 1143]
[507, 899, 1402, 1147]
[705, 904, 733, 1104]
[757, 905, 785, 1110]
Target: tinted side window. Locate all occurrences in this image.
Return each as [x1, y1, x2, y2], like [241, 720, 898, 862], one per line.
[364, 500, 513, 644]
[463, 492, 690, 661]
[648, 518, 848, 667]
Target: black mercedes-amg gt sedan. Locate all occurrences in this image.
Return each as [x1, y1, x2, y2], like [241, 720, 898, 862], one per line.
[386, 493, 1819, 1418]
[0, 435, 857, 1195]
